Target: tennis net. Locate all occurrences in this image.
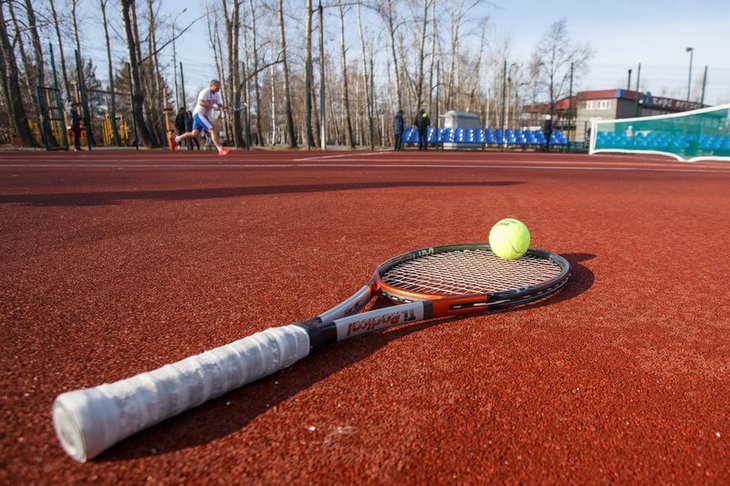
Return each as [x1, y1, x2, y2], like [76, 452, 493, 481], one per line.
[589, 103, 730, 162]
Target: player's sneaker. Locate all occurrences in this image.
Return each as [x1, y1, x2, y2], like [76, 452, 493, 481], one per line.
[218, 147, 231, 156]
[168, 136, 177, 151]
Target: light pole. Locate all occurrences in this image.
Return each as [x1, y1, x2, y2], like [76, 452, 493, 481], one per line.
[685, 47, 694, 102]
[172, 8, 188, 111]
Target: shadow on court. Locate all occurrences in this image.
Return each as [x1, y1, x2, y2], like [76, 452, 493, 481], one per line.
[97, 253, 594, 463]
[0, 181, 525, 207]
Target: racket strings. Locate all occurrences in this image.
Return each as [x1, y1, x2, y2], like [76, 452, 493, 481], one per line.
[381, 248, 563, 295]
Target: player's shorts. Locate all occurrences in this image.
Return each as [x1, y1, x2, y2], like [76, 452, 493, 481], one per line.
[192, 113, 213, 132]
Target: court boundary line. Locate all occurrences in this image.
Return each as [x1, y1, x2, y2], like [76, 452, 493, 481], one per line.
[1, 162, 729, 174]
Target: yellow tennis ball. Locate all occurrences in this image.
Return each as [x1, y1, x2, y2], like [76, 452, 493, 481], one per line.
[489, 218, 531, 260]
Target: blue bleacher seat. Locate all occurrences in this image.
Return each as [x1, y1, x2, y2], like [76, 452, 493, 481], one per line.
[550, 130, 567, 146]
[401, 127, 413, 144]
[525, 132, 536, 146]
[454, 128, 464, 143]
[505, 129, 517, 146]
[426, 127, 437, 143]
[494, 129, 504, 144]
[475, 129, 486, 145]
[442, 128, 453, 143]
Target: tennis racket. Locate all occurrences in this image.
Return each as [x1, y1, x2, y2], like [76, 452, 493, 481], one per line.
[53, 243, 569, 462]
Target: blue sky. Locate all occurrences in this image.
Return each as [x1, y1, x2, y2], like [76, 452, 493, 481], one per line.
[81, 0, 730, 106]
[487, 0, 730, 104]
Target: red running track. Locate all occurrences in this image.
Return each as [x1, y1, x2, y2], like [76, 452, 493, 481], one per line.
[1, 149, 729, 483]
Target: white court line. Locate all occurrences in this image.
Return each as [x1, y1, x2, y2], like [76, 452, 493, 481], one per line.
[293, 152, 382, 161]
[1, 162, 730, 174]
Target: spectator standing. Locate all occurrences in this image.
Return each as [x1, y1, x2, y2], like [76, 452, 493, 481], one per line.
[69, 104, 82, 151]
[413, 108, 430, 151]
[542, 115, 553, 152]
[173, 107, 186, 151]
[393, 110, 404, 151]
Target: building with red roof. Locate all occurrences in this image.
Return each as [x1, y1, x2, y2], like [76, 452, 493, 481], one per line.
[523, 89, 704, 144]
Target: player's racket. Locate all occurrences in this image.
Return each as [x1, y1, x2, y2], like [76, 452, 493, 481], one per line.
[53, 243, 570, 462]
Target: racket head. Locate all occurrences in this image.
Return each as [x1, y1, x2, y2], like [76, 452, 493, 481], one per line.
[374, 243, 570, 314]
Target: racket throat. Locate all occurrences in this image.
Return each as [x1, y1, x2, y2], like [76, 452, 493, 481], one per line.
[296, 318, 338, 351]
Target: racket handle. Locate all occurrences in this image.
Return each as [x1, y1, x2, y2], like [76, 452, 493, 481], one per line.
[52, 325, 310, 462]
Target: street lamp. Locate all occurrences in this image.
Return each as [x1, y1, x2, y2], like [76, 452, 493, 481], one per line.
[172, 8, 188, 111]
[685, 46, 694, 102]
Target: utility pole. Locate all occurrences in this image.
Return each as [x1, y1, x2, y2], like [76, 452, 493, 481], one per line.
[685, 47, 694, 101]
[172, 9, 187, 111]
[700, 66, 708, 106]
[179, 62, 186, 112]
[634, 63, 641, 117]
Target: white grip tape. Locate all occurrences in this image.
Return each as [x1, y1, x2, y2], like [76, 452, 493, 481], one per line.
[52, 325, 310, 462]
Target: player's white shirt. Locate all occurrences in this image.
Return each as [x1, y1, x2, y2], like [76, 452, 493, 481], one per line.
[193, 87, 222, 118]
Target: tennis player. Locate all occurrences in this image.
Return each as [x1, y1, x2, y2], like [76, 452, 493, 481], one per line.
[169, 79, 231, 156]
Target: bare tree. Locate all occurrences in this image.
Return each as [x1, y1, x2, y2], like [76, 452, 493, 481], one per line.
[48, 0, 72, 102]
[0, 1, 37, 145]
[414, 0, 430, 109]
[206, 2, 230, 139]
[304, 0, 314, 148]
[6, 2, 29, 91]
[146, 0, 165, 142]
[529, 18, 593, 115]
[381, 0, 402, 110]
[336, 0, 355, 148]
[222, 0, 243, 147]
[466, 18, 488, 112]
[119, 0, 156, 147]
[22, 0, 44, 90]
[100, 0, 121, 145]
[427, 0, 438, 117]
[248, 0, 264, 145]
[277, 0, 296, 148]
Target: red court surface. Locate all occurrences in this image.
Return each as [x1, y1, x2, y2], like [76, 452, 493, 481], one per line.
[1, 149, 729, 483]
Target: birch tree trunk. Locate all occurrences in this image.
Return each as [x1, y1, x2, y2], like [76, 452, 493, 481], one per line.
[278, 0, 297, 148]
[6, 1, 32, 98]
[427, 0, 437, 116]
[119, 0, 156, 147]
[71, 0, 97, 145]
[356, 1, 370, 146]
[415, 0, 429, 109]
[146, 0, 164, 143]
[337, 0, 355, 148]
[385, 0, 402, 110]
[100, 0, 121, 145]
[446, 1, 464, 109]
[303, 0, 314, 147]
[223, 0, 243, 147]
[22, 0, 43, 89]
[48, 0, 72, 102]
